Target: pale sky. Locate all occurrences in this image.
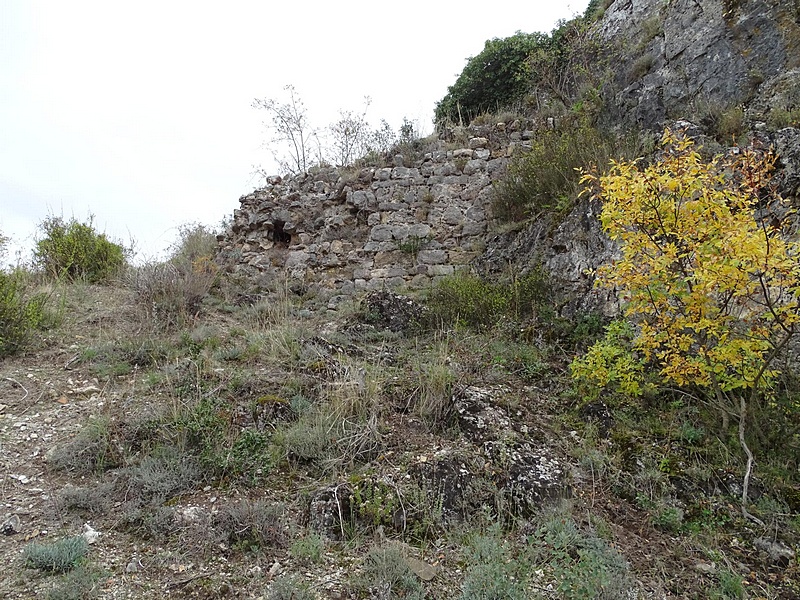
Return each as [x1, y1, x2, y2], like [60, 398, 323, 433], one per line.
[0, 1, 589, 264]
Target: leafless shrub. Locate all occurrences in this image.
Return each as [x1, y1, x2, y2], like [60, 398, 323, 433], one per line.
[213, 499, 288, 551]
[127, 259, 217, 329]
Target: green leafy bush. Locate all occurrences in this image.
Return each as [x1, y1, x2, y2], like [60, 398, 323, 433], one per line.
[24, 535, 89, 573]
[0, 271, 47, 356]
[493, 122, 633, 222]
[426, 271, 548, 330]
[570, 319, 653, 400]
[34, 216, 127, 282]
[435, 32, 547, 125]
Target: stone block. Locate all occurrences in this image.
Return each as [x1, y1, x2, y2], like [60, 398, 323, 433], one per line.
[285, 250, 310, 268]
[469, 137, 488, 149]
[462, 221, 486, 236]
[418, 249, 447, 264]
[463, 159, 486, 175]
[369, 225, 393, 242]
[442, 206, 464, 225]
[428, 264, 455, 276]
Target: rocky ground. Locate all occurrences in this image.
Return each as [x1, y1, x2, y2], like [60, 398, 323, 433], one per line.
[0, 283, 798, 599]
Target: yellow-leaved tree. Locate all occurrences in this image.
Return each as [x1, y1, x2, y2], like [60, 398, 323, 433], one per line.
[572, 130, 800, 522]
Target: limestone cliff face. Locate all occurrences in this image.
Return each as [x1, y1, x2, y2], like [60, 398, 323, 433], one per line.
[599, 0, 800, 128]
[218, 0, 800, 314]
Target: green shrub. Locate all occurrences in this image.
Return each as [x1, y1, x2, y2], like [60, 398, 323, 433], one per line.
[34, 216, 127, 282]
[460, 530, 529, 600]
[266, 575, 315, 600]
[492, 123, 631, 222]
[0, 271, 47, 356]
[530, 507, 638, 600]
[122, 447, 202, 505]
[289, 533, 325, 563]
[426, 271, 548, 330]
[214, 500, 287, 552]
[127, 222, 220, 329]
[435, 32, 548, 125]
[349, 544, 425, 600]
[47, 417, 123, 474]
[46, 564, 104, 600]
[24, 535, 89, 573]
[169, 222, 220, 267]
[128, 258, 218, 329]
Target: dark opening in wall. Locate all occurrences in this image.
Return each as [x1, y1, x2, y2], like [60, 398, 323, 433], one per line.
[272, 220, 292, 245]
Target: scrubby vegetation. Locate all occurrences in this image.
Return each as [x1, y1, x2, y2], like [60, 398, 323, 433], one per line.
[5, 191, 796, 597]
[34, 215, 128, 283]
[4, 9, 800, 599]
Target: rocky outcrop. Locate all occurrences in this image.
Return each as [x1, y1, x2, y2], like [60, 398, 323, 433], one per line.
[600, 0, 800, 129]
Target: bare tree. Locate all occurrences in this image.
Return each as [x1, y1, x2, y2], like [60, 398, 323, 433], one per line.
[327, 97, 372, 167]
[253, 85, 317, 175]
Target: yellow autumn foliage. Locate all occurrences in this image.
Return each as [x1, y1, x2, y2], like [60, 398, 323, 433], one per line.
[574, 130, 800, 397]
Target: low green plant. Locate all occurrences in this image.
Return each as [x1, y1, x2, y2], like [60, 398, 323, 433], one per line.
[398, 235, 427, 257]
[713, 569, 745, 599]
[128, 259, 218, 329]
[48, 417, 123, 474]
[24, 535, 89, 573]
[34, 215, 127, 282]
[349, 544, 425, 600]
[767, 107, 800, 129]
[289, 532, 325, 563]
[531, 507, 636, 599]
[460, 529, 529, 600]
[651, 504, 685, 533]
[46, 564, 104, 600]
[408, 337, 458, 427]
[122, 447, 202, 505]
[426, 271, 548, 331]
[0, 271, 48, 356]
[266, 575, 315, 600]
[57, 483, 114, 516]
[214, 500, 287, 552]
[629, 53, 655, 80]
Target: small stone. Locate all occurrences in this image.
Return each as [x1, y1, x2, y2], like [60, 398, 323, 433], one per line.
[269, 561, 281, 577]
[1, 514, 21, 535]
[753, 537, 795, 566]
[406, 556, 438, 581]
[82, 523, 100, 544]
[693, 561, 717, 574]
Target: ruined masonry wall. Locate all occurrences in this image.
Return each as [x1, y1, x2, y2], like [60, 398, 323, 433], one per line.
[217, 127, 528, 303]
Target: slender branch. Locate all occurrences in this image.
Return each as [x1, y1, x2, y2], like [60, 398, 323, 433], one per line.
[738, 394, 766, 527]
[4, 377, 29, 402]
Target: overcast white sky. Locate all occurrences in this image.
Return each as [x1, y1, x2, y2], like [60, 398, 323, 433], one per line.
[1, 1, 589, 264]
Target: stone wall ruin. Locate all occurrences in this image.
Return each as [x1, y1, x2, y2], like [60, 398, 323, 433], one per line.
[216, 126, 528, 305]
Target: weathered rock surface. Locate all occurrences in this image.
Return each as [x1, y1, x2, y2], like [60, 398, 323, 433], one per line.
[599, 0, 800, 129]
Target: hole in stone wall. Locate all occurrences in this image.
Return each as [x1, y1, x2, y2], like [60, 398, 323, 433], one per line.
[272, 220, 292, 245]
